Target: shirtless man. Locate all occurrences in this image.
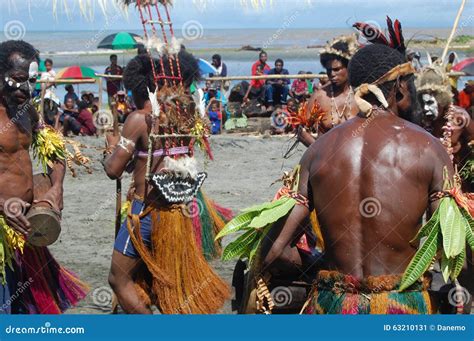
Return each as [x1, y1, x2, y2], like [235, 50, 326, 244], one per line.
[264, 44, 454, 314]
[0, 40, 65, 313]
[298, 35, 359, 147]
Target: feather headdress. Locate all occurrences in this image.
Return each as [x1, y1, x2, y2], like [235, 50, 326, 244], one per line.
[353, 16, 406, 55]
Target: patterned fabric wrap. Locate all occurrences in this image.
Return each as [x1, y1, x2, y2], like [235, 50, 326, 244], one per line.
[304, 270, 433, 315]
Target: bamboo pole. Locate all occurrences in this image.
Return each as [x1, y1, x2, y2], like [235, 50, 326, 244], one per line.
[98, 78, 103, 111]
[38, 79, 97, 84]
[39, 83, 46, 117]
[96, 73, 327, 81]
[441, 0, 467, 63]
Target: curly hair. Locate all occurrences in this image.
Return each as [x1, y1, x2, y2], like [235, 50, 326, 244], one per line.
[0, 40, 39, 76]
[349, 44, 406, 98]
[349, 44, 418, 123]
[123, 50, 200, 108]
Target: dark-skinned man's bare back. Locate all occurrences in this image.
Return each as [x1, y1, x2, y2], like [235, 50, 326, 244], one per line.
[266, 110, 453, 279]
[308, 111, 454, 277]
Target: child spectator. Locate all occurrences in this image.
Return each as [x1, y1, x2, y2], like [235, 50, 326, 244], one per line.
[77, 101, 97, 136]
[290, 71, 309, 101]
[64, 84, 79, 104]
[115, 90, 133, 123]
[207, 100, 222, 135]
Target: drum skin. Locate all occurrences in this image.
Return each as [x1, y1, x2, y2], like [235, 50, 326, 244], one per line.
[26, 174, 61, 247]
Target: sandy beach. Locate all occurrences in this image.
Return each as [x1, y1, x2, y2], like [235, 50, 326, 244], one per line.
[47, 132, 305, 314]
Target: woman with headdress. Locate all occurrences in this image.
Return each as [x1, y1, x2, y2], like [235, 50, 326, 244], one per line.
[297, 34, 360, 146]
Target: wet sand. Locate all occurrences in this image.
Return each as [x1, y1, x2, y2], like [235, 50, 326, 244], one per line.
[47, 133, 305, 314]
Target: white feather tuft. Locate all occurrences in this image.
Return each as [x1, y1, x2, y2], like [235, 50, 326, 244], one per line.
[164, 156, 198, 179]
[147, 87, 160, 118]
[168, 36, 183, 55]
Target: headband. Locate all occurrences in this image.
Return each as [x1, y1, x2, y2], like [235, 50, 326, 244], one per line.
[354, 62, 416, 115]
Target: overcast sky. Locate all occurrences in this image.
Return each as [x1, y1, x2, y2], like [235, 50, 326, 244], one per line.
[1, 0, 473, 30]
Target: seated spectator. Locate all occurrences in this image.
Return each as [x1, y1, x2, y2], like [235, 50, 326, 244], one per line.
[306, 71, 314, 95]
[458, 81, 474, 110]
[115, 90, 133, 123]
[243, 64, 266, 110]
[207, 100, 222, 135]
[81, 91, 94, 108]
[315, 71, 329, 90]
[210, 54, 230, 92]
[58, 97, 81, 136]
[77, 101, 97, 136]
[290, 71, 309, 101]
[64, 84, 79, 104]
[265, 58, 290, 109]
[204, 84, 229, 123]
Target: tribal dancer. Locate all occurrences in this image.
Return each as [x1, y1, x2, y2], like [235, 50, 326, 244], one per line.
[298, 35, 359, 146]
[266, 38, 473, 315]
[417, 66, 474, 192]
[0, 40, 88, 314]
[416, 65, 473, 314]
[104, 51, 230, 314]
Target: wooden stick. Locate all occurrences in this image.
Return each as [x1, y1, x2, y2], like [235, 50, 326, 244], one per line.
[98, 78, 103, 111]
[39, 83, 46, 117]
[95, 73, 326, 81]
[37, 79, 97, 84]
[441, 0, 467, 63]
[110, 101, 121, 314]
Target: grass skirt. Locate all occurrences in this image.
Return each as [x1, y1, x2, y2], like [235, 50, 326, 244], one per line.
[303, 270, 434, 314]
[14, 246, 89, 314]
[126, 204, 230, 314]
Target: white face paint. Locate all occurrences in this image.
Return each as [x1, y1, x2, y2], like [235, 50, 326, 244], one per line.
[28, 61, 39, 95]
[421, 93, 439, 119]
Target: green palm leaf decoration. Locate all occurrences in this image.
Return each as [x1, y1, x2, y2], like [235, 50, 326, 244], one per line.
[222, 229, 260, 261]
[400, 228, 439, 291]
[400, 196, 474, 291]
[248, 197, 295, 228]
[217, 165, 303, 263]
[409, 211, 439, 244]
[215, 211, 258, 239]
[439, 198, 465, 258]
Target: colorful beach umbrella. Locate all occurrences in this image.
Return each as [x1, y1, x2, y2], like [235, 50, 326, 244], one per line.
[56, 66, 98, 80]
[97, 32, 141, 50]
[452, 57, 474, 76]
[198, 58, 217, 75]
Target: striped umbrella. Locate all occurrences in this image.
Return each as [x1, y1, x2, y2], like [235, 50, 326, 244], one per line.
[97, 32, 141, 50]
[56, 66, 98, 80]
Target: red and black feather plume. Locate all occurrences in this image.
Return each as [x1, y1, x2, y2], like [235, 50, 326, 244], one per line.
[353, 22, 389, 46]
[393, 19, 405, 54]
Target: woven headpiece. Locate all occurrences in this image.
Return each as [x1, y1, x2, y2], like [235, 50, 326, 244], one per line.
[319, 34, 359, 61]
[416, 66, 453, 107]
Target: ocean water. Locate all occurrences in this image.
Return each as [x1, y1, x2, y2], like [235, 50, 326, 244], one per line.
[1, 28, 469, 103]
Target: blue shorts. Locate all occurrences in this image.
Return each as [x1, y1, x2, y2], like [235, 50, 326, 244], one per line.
[114, 200, 153, 258]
